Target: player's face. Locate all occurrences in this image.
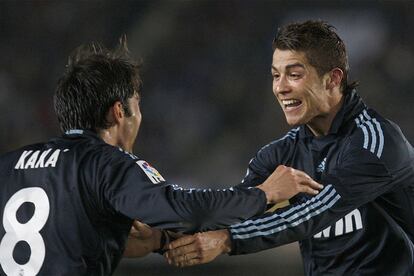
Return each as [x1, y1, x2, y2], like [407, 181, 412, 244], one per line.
[120, 94, 142, 152]
[272, 49, 333, 129]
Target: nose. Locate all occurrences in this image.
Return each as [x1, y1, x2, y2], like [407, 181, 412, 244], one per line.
[273, 75, 290, 97]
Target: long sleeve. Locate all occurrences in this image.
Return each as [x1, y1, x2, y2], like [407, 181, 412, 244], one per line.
[90, 148, 267, 233]
[229, 121, 414, 254]
[229, 148, 394, 254]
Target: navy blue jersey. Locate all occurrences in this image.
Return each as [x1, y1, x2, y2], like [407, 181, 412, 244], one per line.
[0, 130, 266, 275]
[231, 90, 414, 275]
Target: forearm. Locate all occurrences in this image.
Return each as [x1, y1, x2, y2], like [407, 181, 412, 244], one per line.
[107, 160, 268, 234]
[228, 184, 344, 255]
[120, 183, 267, 233]
[161, 164, 322, 232]
[164, 185, 267, 232]
[230, 162, 396, 255]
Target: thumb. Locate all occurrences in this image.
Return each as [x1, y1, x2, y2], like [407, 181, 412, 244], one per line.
[131, 220, 153, 239]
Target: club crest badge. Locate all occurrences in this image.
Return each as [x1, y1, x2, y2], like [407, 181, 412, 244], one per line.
[136, 160, 166, 184]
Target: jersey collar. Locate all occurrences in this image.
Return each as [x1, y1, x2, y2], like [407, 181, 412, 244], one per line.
[298, 89, 366, 138]
[63, 129, 102, 141]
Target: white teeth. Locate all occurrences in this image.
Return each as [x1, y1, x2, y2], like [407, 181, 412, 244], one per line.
[282, 99, 300, 105]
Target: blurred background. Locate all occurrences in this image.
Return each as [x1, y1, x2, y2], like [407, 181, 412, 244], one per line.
[1, 0, 413, 275]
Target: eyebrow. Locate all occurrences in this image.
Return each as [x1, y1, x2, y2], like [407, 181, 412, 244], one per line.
[271, 63, 305, 71]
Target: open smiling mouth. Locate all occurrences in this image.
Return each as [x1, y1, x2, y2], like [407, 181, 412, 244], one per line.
[282, 99, 302, 111]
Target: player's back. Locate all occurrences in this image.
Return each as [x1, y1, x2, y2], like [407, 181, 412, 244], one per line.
[0, 133, 131, 275]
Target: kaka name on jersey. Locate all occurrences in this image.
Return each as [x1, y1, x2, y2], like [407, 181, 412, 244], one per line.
[14, 149, 63, 169]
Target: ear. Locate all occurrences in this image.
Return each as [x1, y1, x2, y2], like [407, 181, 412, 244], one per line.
[108, 101, 125, 125]
[325, 68, 344, 90]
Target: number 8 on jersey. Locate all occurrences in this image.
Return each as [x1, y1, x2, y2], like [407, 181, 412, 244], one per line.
[0, 187, 50, 276]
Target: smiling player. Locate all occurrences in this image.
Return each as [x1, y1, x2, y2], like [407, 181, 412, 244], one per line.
[165, 21, 414, 275]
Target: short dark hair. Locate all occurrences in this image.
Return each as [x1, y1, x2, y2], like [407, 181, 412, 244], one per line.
[54, 36, 142, 132]
[273, 20, 358, 92]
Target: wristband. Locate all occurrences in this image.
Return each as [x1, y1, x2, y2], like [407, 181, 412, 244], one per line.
[153, 230, 169, 255]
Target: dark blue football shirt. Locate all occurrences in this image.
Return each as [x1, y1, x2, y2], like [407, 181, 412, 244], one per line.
[231, 90, 414, 275]
[0, 130, 267, 275]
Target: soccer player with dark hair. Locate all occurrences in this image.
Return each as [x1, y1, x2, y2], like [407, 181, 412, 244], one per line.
[165, 20, 414, 275]
[0, 37, 322, 275]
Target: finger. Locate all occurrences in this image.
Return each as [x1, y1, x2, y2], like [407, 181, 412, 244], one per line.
[274, 164, 286, 173]
[129, 224, 140, 239]
[300, 185, 320, 195]
[130, 220, 140, 234]
[167, 251, 200, 264]
[165, 243, 198, 258]
[293, 169, 313, 180]
[167, 231, 185, 240]
[178, 258, 202, 267]
[131, 220, 153, 238]
[168, 235, 197, 250]
[300, 179, 324, 190]
[309, 180, 324, 189]
[132, 220, 150, 231]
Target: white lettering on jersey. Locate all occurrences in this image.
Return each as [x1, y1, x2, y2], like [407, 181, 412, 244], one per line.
[136, 160, 166, 184]
[35, 149, 52, 168]
[313, 226, 332, 238]
[14, 149, 62, 170]
[314, 209, 363, 239]
[14, 150, 33, 169]
[24, 150, 40, 169]
[44, 149, 61, 168]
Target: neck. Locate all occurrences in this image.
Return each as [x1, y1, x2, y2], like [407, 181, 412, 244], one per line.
[307, 94, 344, 137]
[98, 128, 132, 152]
[98, 128, 116, 146]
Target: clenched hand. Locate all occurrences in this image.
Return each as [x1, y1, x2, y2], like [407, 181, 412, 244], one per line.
[123, 220, 161, 258]
[258, 165, 323, 204]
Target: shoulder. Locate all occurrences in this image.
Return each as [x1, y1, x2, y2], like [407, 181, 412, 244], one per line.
[251, 127, 300, 169]
[349, 108, 386, 158]
[78, 139, 139, 164]
[239, 128, 300, 186]
[93, 144, 168, 184]
[257, 127, 300, 156]
[346, 108, 412, 167]
[1, 142, 59, 169]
